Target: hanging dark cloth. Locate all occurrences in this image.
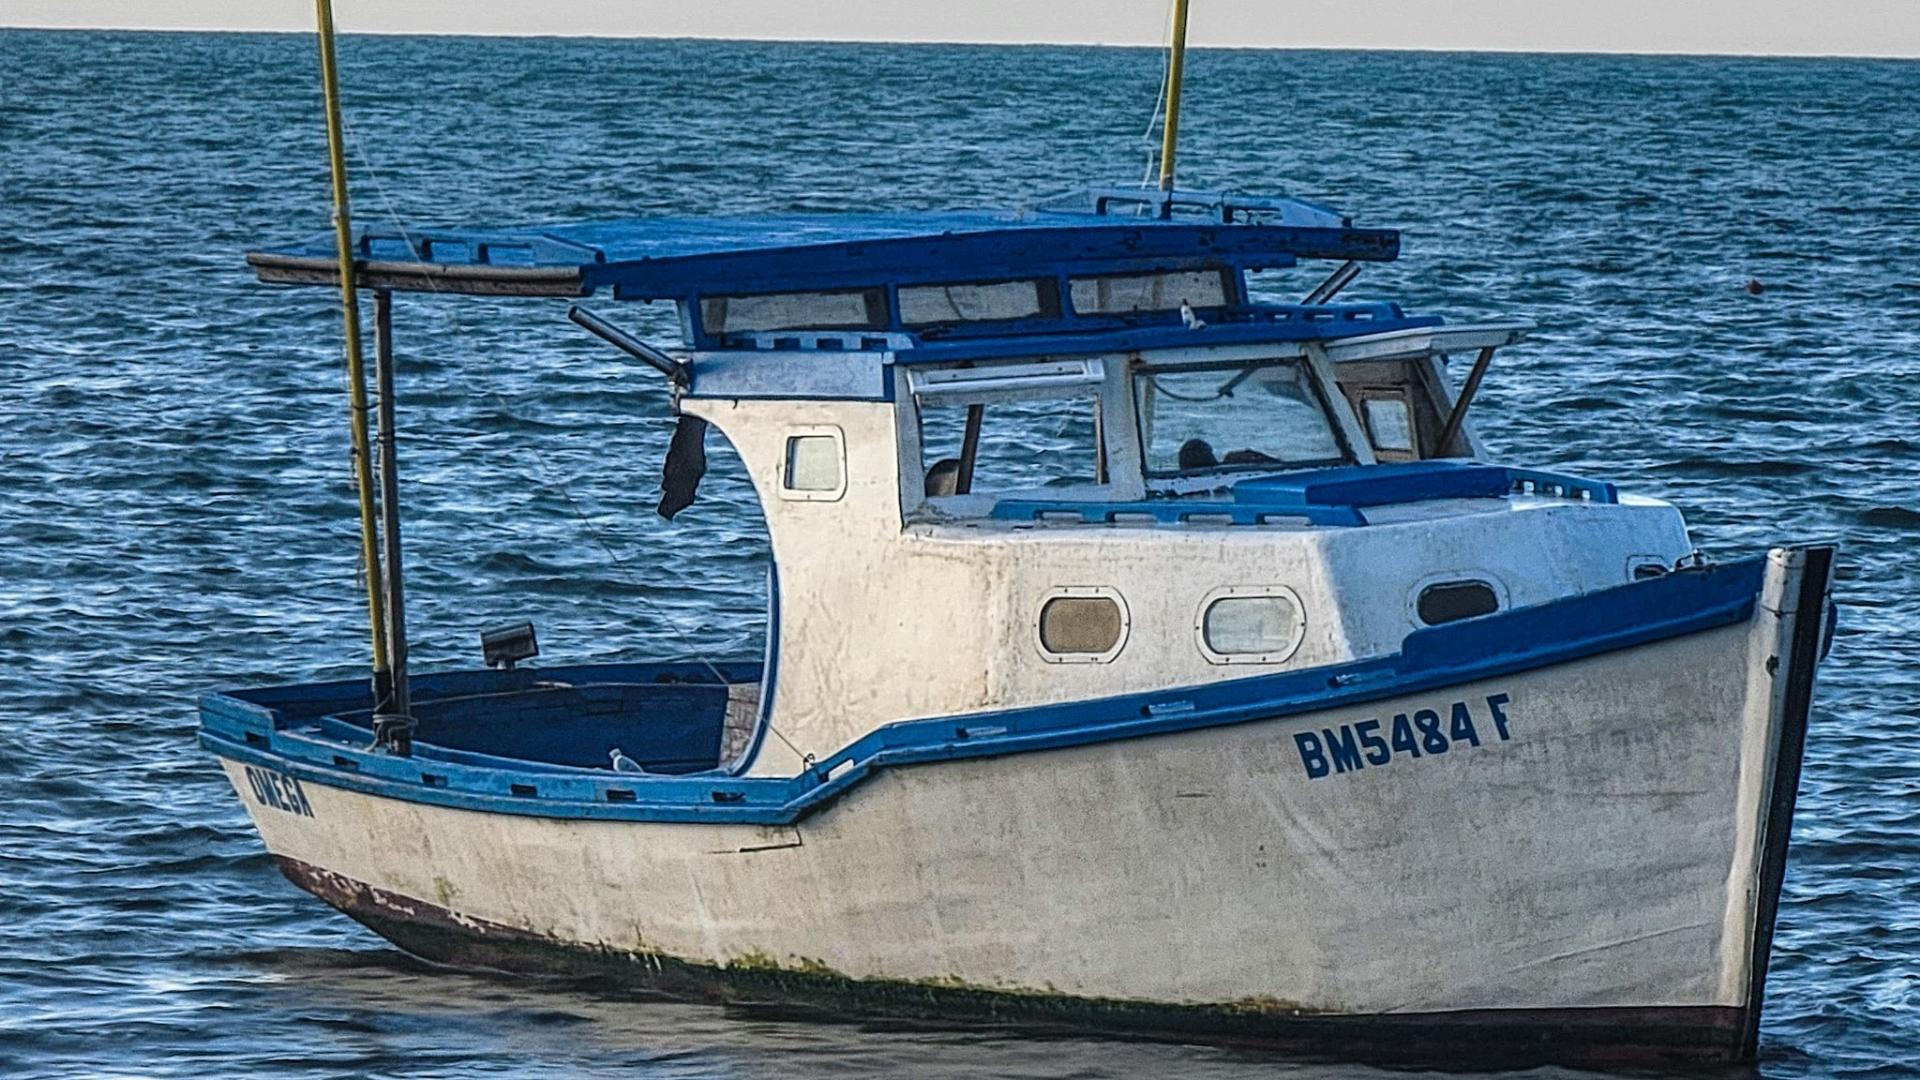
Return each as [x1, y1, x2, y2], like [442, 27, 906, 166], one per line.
[657, 415, 708, 520]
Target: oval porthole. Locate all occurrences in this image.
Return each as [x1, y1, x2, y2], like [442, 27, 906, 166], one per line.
[1036, 589, 1129, 663]
[1196, 587, 1306, 665]
[1416, 580, 1500, 626]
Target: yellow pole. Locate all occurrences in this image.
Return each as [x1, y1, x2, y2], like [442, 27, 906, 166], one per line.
[1157, 0, 1192, 196]
[314, 0, 393, 694]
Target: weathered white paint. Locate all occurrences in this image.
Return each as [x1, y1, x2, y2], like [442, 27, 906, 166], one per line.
[678, 339, 1689, 775]
[218, 552, 1809, 1015]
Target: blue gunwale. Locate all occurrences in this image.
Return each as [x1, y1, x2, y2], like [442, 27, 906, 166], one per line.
[201, 557, 1765, 826]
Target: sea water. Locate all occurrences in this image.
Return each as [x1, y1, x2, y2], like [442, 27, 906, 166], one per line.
[1, 29, 1916, 1078]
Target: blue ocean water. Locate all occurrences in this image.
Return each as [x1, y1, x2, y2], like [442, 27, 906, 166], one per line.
[2, 27, 1917, 1078]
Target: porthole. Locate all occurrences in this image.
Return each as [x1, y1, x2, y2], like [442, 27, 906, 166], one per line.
[1036, 587, 1129, 663]
[1416, 580, 1500, 626]
[1195, 586, 1306, 665]
[1628, 556, 1670, 581]
[779, 426, 845, 501]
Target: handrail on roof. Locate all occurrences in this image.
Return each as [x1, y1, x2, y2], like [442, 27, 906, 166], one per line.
[352, 227, 606, 267]
[1050, 185, 1354, 229]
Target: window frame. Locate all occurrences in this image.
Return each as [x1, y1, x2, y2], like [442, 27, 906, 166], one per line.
[777, 425, 847, 503]
[1131, 357, 1354, 480]
[700, 288, 887, 337]
[1194, 585, 1307, 665]
[1033, 586, 1131, 664]
[1356, 388, 1419, 462]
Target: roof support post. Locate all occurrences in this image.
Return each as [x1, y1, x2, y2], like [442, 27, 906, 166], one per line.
[956, 403, 985, 495]
[372, 288, 413, 752]
[567, 305, 690, 386]
[1433, 346, 1496, 457]
[313, 0, 395, 727]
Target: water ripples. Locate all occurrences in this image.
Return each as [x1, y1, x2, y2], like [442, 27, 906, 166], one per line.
[1, 27, 1916, 1078]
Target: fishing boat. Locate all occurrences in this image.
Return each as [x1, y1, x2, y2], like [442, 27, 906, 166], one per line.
[202, 2, 1837, 1067]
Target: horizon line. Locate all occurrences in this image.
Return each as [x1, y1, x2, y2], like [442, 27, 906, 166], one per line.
[3, 23, 1918, 61]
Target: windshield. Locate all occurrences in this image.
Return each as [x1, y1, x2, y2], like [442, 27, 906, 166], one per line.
[1133, 360, 1349, 477]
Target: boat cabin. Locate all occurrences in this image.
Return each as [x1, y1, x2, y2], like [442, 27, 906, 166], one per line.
[240, 186, 1691, 782]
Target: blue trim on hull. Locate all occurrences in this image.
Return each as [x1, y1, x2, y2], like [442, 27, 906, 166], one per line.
[201, 557, 1766, 826]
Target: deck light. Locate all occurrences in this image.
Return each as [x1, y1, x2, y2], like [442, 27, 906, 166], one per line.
[481, 621, 539, 670]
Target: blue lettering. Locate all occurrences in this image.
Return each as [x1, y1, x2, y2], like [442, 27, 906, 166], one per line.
[1449, 701, 1481, 747]
[281, 774, 314, 817]
[1324, 726, 1365, 773]
[1486, 693, 1513, 741]
[1288, 691, 1513, 782]
[1354, 719, 1391, 765]
[1390, 713, 1422, 759]
[1295, 731, 1330, 779]
[244, 765, 315, 817]
[244, 766, 269, 805]
[261, 771, 287, 811]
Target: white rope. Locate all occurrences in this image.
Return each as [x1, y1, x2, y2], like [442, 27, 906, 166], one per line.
[1139, 0, 1176, 188]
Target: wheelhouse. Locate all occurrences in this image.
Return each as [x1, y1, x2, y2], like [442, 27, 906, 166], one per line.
[242, 186, 1655, 782]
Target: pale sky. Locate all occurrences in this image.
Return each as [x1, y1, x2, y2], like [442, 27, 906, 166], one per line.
[8, 0, 1920, 58]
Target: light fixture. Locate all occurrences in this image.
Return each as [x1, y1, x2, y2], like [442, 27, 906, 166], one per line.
[481, 621, 539, 670]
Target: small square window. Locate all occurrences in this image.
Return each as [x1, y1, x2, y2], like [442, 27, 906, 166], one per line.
[1362, 396, 1415, 455]
[781, 430, 845, 501]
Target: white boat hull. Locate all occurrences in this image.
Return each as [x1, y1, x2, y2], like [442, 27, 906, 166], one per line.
[213, 548, 1830, 1064]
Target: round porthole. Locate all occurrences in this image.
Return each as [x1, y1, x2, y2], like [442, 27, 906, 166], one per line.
[1195, 586, 1306, 665]
[1036, 588, 1129, 663]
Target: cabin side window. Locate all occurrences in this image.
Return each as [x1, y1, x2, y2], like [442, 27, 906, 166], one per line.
[899, 279, 1059, 327]
[1330, 358, 1467, 461]
[906, 359, 1110, 506]
[1133, 359, 1350, 477]
[779, 427, 846, 501]
[702, 289, 886, 336]
[1036, 588, 1129, 663]
[919, 397, 1102, 499]
[1359, 392, 1417, 462]
[1069, 269, 1229, 314]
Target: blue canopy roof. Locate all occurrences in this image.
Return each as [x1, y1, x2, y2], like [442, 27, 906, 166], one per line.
[245, 186, 1401, 299]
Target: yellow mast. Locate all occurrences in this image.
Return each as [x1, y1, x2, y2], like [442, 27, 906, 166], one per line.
[313, 0, 393, 704]
[1157, 0, 1192, 196]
